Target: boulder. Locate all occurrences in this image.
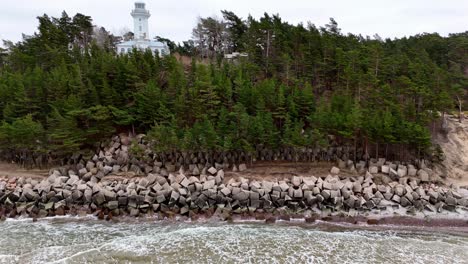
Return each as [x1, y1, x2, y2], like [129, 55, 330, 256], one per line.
[238, 164, 247, 172]
[166, 164, 176, 172]
[118, 196, 128, 206]
[381, 165, 390, 174]
[217, 169, 225, 179]
[369, 166, 378, 174]
[84, 189, 93, 202]
[233, 191, 249, 201]
[321, 190, 331, 200]
[394, 185, 405, 196]
[353, 182, 362, 193]
[330, 190, 340, 199]
[418, 170, 429, 182]
[377, 185, 387, 193]
[72, 190, 83, 201]
[130, 208, 139, 217]
[389, 168, 398, 179]
[180, 177, 190, 188]
[279, 182, 289, 192]
[341, 189, 351, 199]
[103, 165, 113, 175]
[262, 181, 273, 193]
[392, 195, 401, 204]
[322, 181, 332, 190]
[170, 191, 180, 202]
[86, 161, 95, 171]
[78, 168, 88, 177]
[407, 166, 417, 177]
[312, 187, 321, 195]
[250, 181, 261, 190]
[291, 176, 302, 187]
[93, 192, 106, 205]
[445, 196, 457, 206]
[112, 165, 121, 173]
[382, 192, 393, 201]
[207, 167, 217, 175]
[397, 166, 407, 177]
[139, 178, 149, 188]
[314, 194, 324, 203]
[424, 203, 436, 212]
[330, 167, 340, 175]
[107, 201, 119, 210]
[303, 177, 317, 187]
[333, 181, 344, 191]
[400, 196, 411, 207]
[220, 187, 231, 196]
[338, 159, 346, 169]
[293, 189, 303, 198]
[203, 180, 215, 190]
[156, 195, 166, 204]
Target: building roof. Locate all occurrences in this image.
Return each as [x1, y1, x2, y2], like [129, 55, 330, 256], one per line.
[116, 40, 167, 48]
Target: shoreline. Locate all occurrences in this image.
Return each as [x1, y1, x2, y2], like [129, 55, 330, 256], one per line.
[2, 194, 468, 228]
[4, 211, 468, 235]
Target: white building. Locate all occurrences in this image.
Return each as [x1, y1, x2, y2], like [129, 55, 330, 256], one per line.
[224, 52, 248, 60]
[116, 1, 169, 55]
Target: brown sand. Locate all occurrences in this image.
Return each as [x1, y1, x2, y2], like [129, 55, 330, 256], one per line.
[0, 162, 48, 180]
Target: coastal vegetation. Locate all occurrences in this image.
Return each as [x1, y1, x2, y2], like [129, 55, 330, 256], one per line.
[0, 11, 466, 167]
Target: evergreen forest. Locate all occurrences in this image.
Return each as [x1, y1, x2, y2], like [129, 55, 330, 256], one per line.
[0, 11, 466, 167]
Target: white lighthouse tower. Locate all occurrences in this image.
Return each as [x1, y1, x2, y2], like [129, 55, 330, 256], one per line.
[116, 1, 169, 55]
[132, 1, 150, 40]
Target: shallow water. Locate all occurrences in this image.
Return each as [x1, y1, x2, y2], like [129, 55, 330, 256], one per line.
[0, 217, 467, 264]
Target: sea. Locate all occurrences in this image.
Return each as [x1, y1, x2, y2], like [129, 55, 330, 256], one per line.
[0, 216, 467, 264]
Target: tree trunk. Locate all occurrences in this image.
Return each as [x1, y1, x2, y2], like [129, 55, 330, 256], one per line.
[364, 136, 368, 161]
[353, 137, 357, 163]
[265, 30, 270, 74]
[385, 144, 388, 160]
[375, 142, 378, 160]
[456, 95, 463, 123]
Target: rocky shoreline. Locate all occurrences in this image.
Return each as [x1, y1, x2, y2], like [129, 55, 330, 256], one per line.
[1, 163, 468, 225]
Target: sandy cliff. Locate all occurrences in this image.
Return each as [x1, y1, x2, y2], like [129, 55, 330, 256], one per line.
[435, 116, 468, 184]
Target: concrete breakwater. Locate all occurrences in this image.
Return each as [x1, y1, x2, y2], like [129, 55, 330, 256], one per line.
[1, 164, 467, 221]
[54, 134, 438, 182]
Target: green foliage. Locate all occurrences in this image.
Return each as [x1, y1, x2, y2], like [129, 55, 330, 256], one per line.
[0, 11, 466, 162]
[132, 80, 172, 127]
[46, 108, 84, 156]
[147, 119, 179, 153]
[129, 141, 146, 160]
[109, 106, 135, 126]
[47, 105, 115, 155]
[0, 114, 44, 151]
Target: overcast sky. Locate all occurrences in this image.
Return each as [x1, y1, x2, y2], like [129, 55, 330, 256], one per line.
[0, 0, 467, 45]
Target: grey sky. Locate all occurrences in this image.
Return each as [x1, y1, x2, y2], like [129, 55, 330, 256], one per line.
[0, 0, 467, 45]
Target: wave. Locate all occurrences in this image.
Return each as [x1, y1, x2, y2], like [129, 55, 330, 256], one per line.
[1, 219, 468, 263]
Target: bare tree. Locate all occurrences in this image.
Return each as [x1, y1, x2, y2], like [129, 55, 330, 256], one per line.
[452, 84, 466, 123]
[192, 16, 229, 59]
[118, 27, 134, 41]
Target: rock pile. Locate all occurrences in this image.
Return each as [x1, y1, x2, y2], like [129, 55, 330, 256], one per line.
[67, 134, 249, 182]
[56, 134, 439, 184]
[0, 134, 451, 220]
[1, 166, 466, 220]
[331, 157, 440, 183]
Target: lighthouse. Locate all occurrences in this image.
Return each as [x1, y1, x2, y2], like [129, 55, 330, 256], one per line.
[116, 1, 169, 55]
[131, 1, 151, 40]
